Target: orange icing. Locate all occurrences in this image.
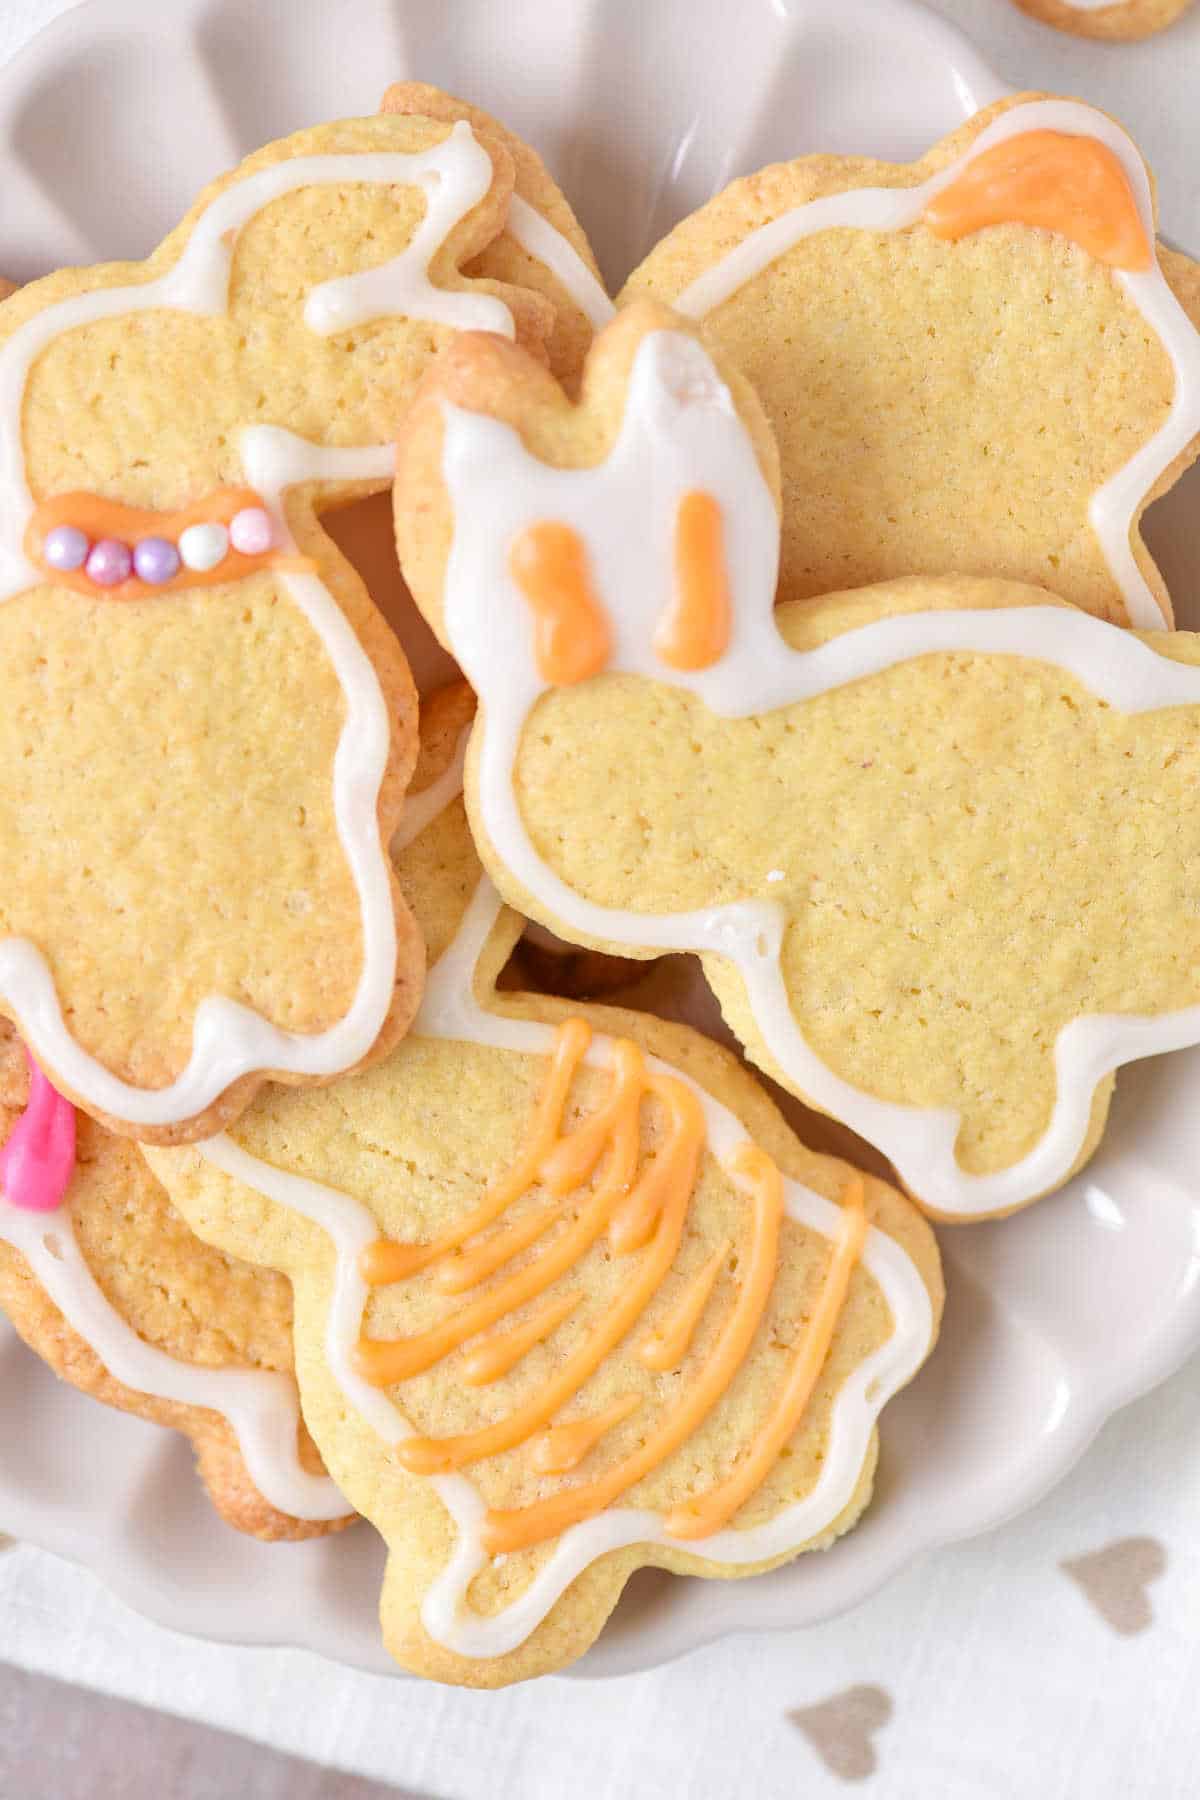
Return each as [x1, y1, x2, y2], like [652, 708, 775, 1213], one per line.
[354, 1018, 868, 1552]
[508, 520, 612, 684]
[530, 1393, 643, 1475]
[654, 490, 731, 672]
[665, 1174, 867, 1541]
[461, 1289, 583, 1387]
[923, 130, 1152, 272]
[26, 487, 314, 599]
[638, 1239, 730, 1372]
[393, 1054, 703, 1476]
[479, 1141, 785, 1556]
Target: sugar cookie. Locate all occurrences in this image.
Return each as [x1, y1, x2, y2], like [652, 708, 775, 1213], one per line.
[381, 83, 613, 387]
[396, 300, 1200, 1220]
[1011, 0, 1193, 39]
[620, 95, 1200, 628]
[0, 112, 555, 1142]
[146, 684, 941, 1685]
[0, 1024, 349, 1537]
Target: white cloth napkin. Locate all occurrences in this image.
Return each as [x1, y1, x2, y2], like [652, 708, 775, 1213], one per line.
[2, 1354, 1199, 1798]
[3, 3, 1200, 1795]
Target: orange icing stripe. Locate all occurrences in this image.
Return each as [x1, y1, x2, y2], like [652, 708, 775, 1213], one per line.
[664, 1174, 868, 1541]
[461, 1289, 583, 1388]
[359, 1018, 593, 1288]
[655, 490, 731, 672]
[638, 1239, 729, 1372]
[26, 487, 314, 598]
[923, 130, 1152, 272]
[479, 1140, 784, 1557]
[531, 1394, 643, 1475]
[508, 520, 612, 685]
[354, 1017, 868, 1551]
[396, 1071, 702, 1476]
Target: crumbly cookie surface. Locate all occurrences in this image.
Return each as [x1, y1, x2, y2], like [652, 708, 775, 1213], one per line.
[620, 93, 1200, 626]
[147, 686, 941, 1686]
[0, 112, 559, 1141]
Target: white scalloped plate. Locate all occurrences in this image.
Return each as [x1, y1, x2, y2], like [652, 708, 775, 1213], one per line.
[2, 0, 1200, 1682]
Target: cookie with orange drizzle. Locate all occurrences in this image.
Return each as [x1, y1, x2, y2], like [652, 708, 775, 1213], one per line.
[620, 91, 1200, 628]
[146, 683, 942, 1687]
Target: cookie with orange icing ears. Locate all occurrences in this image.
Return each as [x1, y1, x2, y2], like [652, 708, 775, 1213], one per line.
[0, 1022, 351, 1539]
[619, 93, 1200, 629]
[145, 681, 941, 1687]
[393, 301, 1200, 1222]
[381, 82, 613, 389]
[1011, 0, 1194, 39]
[0, 112, 561, 1146]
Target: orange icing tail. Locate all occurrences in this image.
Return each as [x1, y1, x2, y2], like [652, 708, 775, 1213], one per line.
[923, 130, 1152, 272]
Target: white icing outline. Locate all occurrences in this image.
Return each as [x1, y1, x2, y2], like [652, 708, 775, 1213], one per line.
[671, 97, 1200, 632]
[0, 123, 513, 1128]
[436, 325, 1200, 1218]
[197, 864, 931, 1661]
[0, 1191, 348, 1523]
[505, 195, 616, 333]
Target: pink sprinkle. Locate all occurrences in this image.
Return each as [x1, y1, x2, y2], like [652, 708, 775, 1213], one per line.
[85, 537, 133, 588]
[229, 506, 274, 556]
[0, 1049, 76, 1213]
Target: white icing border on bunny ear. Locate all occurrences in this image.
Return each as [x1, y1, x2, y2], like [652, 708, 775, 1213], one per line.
[197, 864, 932, 1662]
[0, 1193, 349, 1522]
[505, 195, 615, 332]
[0, 122, 511, 1129]
[670, 97, 1200, 631]
[435, 324, 1200, 1218]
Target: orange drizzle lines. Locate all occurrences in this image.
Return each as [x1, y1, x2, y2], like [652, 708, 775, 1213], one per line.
[461, 1290, 584, 1388]
[359, 1018, 592, 1289]
[638, 1239, 730, 1373]
[531, 1394, 643, 1475]
[923, 130, 1152, 272]
[355, 1018, 869, 1553]
[395, 1066, 703, 1476]
[508, 520, 612, 684]
[654, 490, 732, 672]
[479, 1142, 784, 1556]
[27, 487, 315, 599]
[664, 1173, 868, 1541]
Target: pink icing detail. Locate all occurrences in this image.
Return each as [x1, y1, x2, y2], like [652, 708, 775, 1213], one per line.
[0, 1050, 77, 1213]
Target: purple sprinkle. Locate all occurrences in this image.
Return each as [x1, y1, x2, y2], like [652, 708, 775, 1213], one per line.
[133, 535, 181, 585]
[42, 524, 89, 573]
[85, 538, 133, 588]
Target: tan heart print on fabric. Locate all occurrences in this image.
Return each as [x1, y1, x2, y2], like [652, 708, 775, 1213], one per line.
[1060, 1536, 1167, 1635]
[788, 1685, 893, 1782]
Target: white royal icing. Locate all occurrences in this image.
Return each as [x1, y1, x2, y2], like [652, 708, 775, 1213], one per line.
[671, 97, 1200, 632]
[436, 324, 1200, 1218]
[0, 1187, 348, 1522]
[505, 195, 616, 333]
[198, 853, 932, 1661]
[0, 123, 511, 1128]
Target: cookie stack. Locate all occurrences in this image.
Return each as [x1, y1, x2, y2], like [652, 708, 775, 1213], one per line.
[0, 78, 1197, 1688]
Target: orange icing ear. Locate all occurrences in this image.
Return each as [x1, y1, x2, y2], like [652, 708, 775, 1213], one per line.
[923, 130, 1152, 273]
[655, 490, 732, 672]
[508, 521, 612, 684]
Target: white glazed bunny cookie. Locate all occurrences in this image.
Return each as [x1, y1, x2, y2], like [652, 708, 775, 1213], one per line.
[395, 300, 1200, 1222]
[147, 685, 942, 1686]
[0, 112, 556, 1144]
